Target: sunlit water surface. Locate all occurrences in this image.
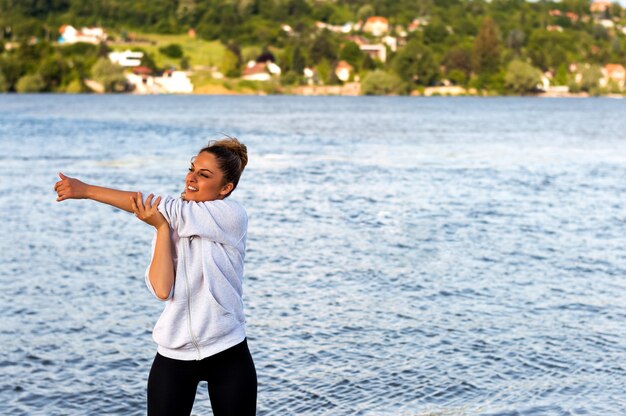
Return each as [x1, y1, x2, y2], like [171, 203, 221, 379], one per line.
[1, 95, 625, 415]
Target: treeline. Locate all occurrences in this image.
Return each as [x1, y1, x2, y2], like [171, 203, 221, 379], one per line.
[1, 0, 626, 94]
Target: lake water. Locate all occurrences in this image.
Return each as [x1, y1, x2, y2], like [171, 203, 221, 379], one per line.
[0, 95, 625, 415]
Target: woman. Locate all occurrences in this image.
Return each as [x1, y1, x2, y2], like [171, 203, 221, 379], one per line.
[54, 138, 257, 416]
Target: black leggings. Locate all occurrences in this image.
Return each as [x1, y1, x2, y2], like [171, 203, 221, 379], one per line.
[147, 338, 257, 416]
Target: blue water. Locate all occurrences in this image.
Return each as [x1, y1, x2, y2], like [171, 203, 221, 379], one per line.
[1, 95, 625, 415]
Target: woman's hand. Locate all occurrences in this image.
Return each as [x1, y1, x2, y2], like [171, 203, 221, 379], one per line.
[54, 172, 89, 202]
[131, 192, 167, 229]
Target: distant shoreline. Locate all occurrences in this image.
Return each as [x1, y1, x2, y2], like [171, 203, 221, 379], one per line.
[2, 90, 624, 98]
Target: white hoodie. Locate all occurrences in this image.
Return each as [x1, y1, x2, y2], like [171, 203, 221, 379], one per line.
[144, 195, 248, 361]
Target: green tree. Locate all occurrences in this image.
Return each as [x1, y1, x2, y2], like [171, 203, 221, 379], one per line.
[0, 56, 23, 91]
[0, 71, 7, 92]
[424, 18, 448, 44]
[65, 78, 87, 93]
[316, 59, 332, 85]
[311, 30, 338, 63]
[554, 64, 568, 85]
[340, 42, 363, 69]
[357, 5, 375, 22]
[443, 46, 473, 80]
[473, 16, 501, 76]
[180, 56, 190, 70]
[91, 58, 126, 92]
[222, 49, 241, 77]
[16, 73, 45, 93]
[579, 64, 602, 93]
[447, 69, 467, 86]
[361, 70, 407, 95]
[159, 43, 184, 58]
[506, 29, 526, 54]
[504, 60, 542, 94]
[527, 30, 570, 71]
[361, 53, 377, 71]
[290, 45, 306, 75]
[392, 39, 438, 86]
[38, 54, 68, 91]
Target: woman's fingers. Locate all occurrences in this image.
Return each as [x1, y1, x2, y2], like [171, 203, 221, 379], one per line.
[130, 193, 163, 227]
[135, 192, 145, 212]
[130, 196, 139, 215]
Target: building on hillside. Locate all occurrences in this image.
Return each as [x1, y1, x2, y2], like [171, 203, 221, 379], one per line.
[335, 61, 353, 82]
[360, 44, 387, 63]
[408, 18, 429, 32]
[345, 35, 368, 46]
[58, 25, 107, 44]
[601, 64, 626, 89]
[363, 16, 389, 37]
[108, 50, 144, 67]
[243, 62, 271, 81]
[590, 0, 611, 13]
[155, 70, 194, 93]
[345, 35, 388, 62]
[242, 61, 281, 81]
[382, 36, 397, 52]
[599, 19, 615, 28]
[315, 21, 354, 33]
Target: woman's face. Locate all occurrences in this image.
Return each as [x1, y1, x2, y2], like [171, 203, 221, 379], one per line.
[183, 152, 233, 202]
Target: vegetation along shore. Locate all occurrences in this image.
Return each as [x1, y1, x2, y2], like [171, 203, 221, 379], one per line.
[1, 0, 625, 96]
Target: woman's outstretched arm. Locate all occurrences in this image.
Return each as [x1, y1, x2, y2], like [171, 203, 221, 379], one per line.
[54, 172, 137, 213]
[131, 193, 175, 301]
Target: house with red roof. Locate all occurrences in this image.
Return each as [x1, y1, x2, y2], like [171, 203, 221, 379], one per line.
[363, 16, 389, 37]
[335, 61, 353, 82]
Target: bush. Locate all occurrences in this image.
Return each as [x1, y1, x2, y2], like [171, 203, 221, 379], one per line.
[447, 69, 467, 86]
[16, 73, 45, 93]
[579, 65, 603, 93]
[222, 49, 241, 78]
[180, 56, 190, 70]
[65, 79, 86, 93]
[0, 71, 7, 92]
[505, 60, 542, 94]
[159, 43, 184, 59]
[361, 70, 407, 95]
[91, 58, 126, 92]
[280, 71, 301, 86]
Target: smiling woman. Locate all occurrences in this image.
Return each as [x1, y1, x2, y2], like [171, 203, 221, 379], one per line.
[184, 139, 248, 201]
[54, 138, 257, 416]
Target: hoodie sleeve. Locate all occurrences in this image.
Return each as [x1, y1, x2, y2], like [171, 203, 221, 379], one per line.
[157, 195, 247, 246]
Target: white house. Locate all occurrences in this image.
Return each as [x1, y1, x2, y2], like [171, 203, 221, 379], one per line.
[155, 71, 194, 93]
[242, 61, 281, 81]
[599, 19, 615, 28]
[335, 61, 353, 82]
[58, 25, 107, 44]
[382, 36, 397, 52]
[242, 62, 272, 81]
[108, 50, 144, 67]
[360, 44, 387, 63]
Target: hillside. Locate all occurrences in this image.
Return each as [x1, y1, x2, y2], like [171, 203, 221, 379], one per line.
[0, 0, 625, 95]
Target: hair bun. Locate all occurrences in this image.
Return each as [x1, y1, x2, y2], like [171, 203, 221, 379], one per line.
[212, 136, 247, 170]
